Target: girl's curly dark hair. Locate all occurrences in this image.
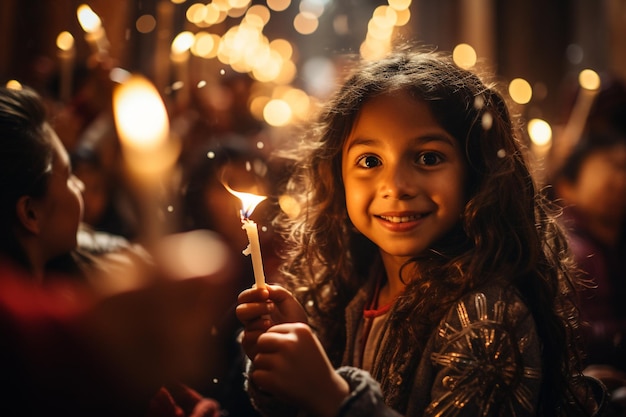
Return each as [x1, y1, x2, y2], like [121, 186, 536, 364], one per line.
[274, 48, 588, 415]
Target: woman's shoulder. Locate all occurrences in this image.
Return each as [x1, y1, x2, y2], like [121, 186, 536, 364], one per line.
[73, 224, 154, 293]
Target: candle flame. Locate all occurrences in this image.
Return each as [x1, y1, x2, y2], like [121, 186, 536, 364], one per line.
[56, 31, 75, 51]
[113, 75, 169, 152]
[224, 184, 267, 219]
[77, 4, 102, 33]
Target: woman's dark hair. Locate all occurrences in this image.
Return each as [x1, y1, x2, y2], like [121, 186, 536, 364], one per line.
[275, 48, 588, 415]
[558, 129, 626, 184]
[557, 77, 626, 184]
[0, 86, 54, 266]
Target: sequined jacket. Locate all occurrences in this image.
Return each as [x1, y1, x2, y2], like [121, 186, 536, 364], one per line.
[246, 281, 551, 417]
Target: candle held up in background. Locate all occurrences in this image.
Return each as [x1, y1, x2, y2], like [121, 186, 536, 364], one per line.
[552, 69, 601, 174]
[170, 31, 194, 110]
[56, 31, 75, 102]
[113, 74, 180, 243]
[77, 4, 109, 59]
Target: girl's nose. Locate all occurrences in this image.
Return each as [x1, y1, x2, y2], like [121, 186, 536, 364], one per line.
[380, 162, 417, 200]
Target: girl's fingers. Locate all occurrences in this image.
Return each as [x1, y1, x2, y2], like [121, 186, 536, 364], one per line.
[235, 300, 273, 322]
[237, 286, 269, 303]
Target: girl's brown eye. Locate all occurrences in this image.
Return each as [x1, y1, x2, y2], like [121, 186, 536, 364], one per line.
[416, 152, 442, 166]
[357, 155, 382, 168]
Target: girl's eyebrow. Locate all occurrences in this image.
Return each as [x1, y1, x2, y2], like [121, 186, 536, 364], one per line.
[344, 137, 380, 152]
[345, 133, 456, 152]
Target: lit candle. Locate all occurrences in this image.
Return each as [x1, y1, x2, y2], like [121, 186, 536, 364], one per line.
[113, 74, 179, 242]
[77, 4, 109, 58]
[170, 31, 194, 109]
[56, 31, 75, 102]
[553, 69, 601, 171]
[225, 187, 267, 288]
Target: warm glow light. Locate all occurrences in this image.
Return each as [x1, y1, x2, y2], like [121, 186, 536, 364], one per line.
[282, 88, 310, 120]
[113, 75, 169, 152]
[264, 99, 292, 126]
[267, 0, 291, 11]
[394, 8, 411, 26]
[579, 69, 601, 91]
[77, 4, 102, 33]
[191, 32, 218, 57]
[228, 6, 248, 18]
[367, 18, 394, 40]
[243, 13, 266, 29]
[246, 5, 271, 26]
[228, 0, 250, 8]
[213, 0, 230, 10]
[56, 31, 75, 51]
[270, 38, 293, 60]
[274, 59, 297, 85]
[294, 12, 319, 35]
[186, 3, 207, 23]
[205, 4, 225, 25]
[452, 43, 477, 69]
[389, 0, 411, 10]
[360, 36, 392, 60]
[252, 51, 282, 82]
[250, 96, 270, 120]
[372, 5, 397, 27]
[508, 78, 533, 104]
[528, 118, 552, 146]
[171, 31, 195, 55]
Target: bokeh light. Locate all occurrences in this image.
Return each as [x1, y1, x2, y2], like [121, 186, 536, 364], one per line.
[263, 99, 292, 126]
[527, 118, 552, 146]
[136, 15, 157, 33]
[578, 69, 601, 91]
[56, 31, 75, 51]
[452, 43, 477, 69]
[508, 78, 532, 104]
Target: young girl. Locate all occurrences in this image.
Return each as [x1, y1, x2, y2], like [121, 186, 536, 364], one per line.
[236, 49, 601, 417]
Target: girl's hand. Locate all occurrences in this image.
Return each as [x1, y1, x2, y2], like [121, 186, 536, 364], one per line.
[236, 284, 308, 359]
[251, 322, 350, 417]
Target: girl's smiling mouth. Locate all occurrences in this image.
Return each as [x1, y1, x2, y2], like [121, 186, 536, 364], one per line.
[377, 214, 423, 223]
[375, 212, 429, 231]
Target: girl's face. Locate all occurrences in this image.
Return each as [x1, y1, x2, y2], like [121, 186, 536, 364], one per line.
[341, 92, 467, 266]
[35, 126, 84, 261]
